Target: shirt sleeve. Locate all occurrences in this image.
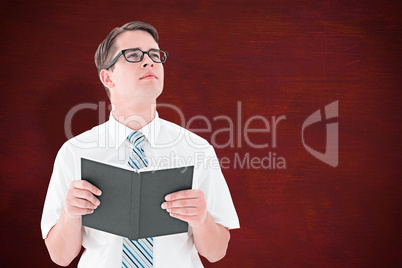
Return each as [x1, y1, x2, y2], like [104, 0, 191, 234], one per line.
[40, 142, 77, 239]
[196, 145, 240, 230]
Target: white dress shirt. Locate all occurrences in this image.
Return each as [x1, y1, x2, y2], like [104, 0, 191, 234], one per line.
[41, 112, 240, 268]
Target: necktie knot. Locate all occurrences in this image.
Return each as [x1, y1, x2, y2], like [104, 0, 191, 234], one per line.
[127, 131, 149, 170]
[128, 131, 146, 149]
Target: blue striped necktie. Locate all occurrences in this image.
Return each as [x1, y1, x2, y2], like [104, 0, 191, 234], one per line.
[122, 131, 153, 268]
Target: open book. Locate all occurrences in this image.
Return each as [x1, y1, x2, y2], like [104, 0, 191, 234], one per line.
[81, 158, 194, 240]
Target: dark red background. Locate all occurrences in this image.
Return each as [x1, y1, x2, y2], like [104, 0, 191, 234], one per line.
[1, 0, 401, 267]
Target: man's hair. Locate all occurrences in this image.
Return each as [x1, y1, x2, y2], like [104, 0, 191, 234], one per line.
[94, 21, 159, 98]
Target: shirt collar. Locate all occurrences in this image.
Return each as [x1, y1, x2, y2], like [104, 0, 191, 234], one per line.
[108, 111, 160, 149]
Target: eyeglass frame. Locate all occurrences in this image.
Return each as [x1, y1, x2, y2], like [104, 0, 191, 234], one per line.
[105, 48, 168, 70]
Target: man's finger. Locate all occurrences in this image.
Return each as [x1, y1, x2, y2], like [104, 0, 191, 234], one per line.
[72, 180, 102, 196]
[168, 212, 194, 223]
[162, 199, 196, 209]
[165, 189, 202, 201]
[71, 197, 98, 209]
[166, 207, 197, 216]
[70, 206, 95, 216]
[73, 188, 101, 206]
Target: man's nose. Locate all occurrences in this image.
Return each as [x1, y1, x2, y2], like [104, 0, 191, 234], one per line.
[141, 53, 154, 68]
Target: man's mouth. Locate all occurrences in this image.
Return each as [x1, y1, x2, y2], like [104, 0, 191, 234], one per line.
[140, 72, 157, 80]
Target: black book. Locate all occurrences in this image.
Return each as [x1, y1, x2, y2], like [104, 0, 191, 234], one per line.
[81, 158, 194, 240]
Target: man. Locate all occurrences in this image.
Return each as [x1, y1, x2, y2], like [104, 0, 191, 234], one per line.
[41, 21, 239, 267]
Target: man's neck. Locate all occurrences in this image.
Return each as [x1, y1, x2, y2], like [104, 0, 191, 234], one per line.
[111, 100, 157, 131]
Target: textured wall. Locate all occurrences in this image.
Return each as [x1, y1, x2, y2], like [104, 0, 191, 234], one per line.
[0, 0, 401, 267]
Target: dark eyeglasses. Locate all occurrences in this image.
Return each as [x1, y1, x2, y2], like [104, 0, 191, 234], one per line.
[106, 48, 168, 70]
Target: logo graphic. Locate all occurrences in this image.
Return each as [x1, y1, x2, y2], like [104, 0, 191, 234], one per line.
[302, 101, 339, 167]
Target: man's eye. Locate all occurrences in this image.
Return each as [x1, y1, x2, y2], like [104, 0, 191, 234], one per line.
[150, 53, 160, 59]
[127, 53, 139, 58]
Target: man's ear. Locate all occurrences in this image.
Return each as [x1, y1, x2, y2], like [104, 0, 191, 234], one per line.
[100, 69, 115, 89]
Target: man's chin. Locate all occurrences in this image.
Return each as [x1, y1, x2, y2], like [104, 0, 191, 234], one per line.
[139, 86, 163, 98]
[124, 88, 163, 103]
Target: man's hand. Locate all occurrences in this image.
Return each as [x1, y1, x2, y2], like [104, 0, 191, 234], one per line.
[45, 180, 101, 266]
[161, 189, 207, 227]
[64, 180, 102, 218]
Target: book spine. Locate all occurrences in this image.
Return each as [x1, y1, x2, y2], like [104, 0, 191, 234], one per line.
[130, 172, 141, 240]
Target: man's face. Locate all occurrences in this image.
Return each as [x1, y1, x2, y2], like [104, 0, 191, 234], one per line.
[108, 30, 164, 105]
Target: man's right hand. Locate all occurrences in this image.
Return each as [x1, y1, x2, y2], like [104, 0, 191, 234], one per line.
[64, 180, 102, 218]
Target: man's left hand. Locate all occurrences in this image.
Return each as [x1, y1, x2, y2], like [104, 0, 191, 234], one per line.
[161, 189, 207, 228]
